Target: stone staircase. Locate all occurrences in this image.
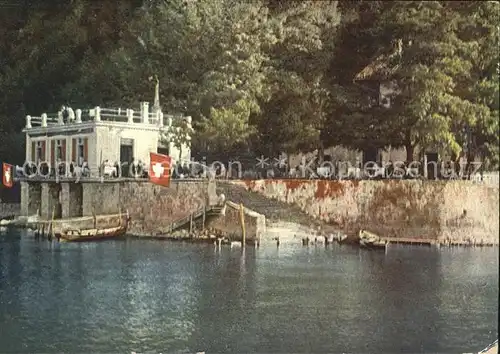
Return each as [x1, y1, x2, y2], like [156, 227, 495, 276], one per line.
[216, 182, 318, 227]
[168, 205, 223, 232]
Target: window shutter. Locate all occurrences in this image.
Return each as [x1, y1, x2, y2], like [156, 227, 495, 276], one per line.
[41, 141, 46, 161]
[31, 142, 36, 163]
[72, 139, 76, 162]
[51, 140, 55, 167]
[61, 140, 66, 161]
[83, 137, 88, 162]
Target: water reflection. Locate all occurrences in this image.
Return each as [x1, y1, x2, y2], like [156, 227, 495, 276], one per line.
[0, 232, 497, 353]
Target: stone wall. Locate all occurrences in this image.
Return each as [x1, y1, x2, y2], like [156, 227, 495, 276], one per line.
[119, 180, 216, 236]
[41, 183, 61, 219]
[21, 179, 218, 237]
[21, 183, 41, 216]
[81, 182, 121, 216]
[0, 203, 20, 218]
[231, 179, 499, 244]
[207, 201, 265, 244]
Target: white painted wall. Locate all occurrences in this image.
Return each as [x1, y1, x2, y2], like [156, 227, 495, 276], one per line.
[94, 124, 159, 165]
[380, 147, 407, 164]
[22, 104, 193, 171]
[168, 141, 192, 165]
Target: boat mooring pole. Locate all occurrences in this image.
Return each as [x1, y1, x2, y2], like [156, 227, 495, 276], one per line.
[48, 206, 55, 241]
[189, 213, 193, 235]
[239, 203, 246, 248]
[202, 206, 206, 230]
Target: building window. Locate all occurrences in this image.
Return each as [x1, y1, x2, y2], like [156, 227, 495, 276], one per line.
[380, 97, 391, 108]
[36, 141, 43, 162]
[56, 140, 63, 161]
[78, 138, 85, 165]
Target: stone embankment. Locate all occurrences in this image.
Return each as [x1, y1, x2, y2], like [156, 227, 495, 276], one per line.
[137, 227, 258, 245]
[217, 183, 343, 235]
[0, 203, 20, 219]
[14, 180, 266, 243]
[226, 179, 499, 245]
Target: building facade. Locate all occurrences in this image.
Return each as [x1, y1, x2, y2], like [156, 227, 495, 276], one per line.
[23, 101, 192, 176]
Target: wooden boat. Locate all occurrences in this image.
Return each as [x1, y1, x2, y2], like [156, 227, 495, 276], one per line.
[359, 229, 380, 241]
[359, 229, 388, 249]
[57, 225, 128, 242]
[359, 238, 388, 249]
[56, 212, 130, 242]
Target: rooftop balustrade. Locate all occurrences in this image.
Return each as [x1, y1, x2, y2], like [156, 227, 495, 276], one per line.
[24, 102, 191, 130]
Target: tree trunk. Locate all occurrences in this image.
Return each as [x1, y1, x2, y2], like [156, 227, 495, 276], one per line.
[318, 143, 325, 164]
[405, 144, 414, 163]
[404, 131, 414, 163]
[466, 150, 474, 180]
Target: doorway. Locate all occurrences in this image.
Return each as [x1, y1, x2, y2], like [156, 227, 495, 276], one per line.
[120, 139, 134, 177]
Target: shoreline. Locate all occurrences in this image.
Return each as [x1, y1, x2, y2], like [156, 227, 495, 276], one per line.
[1, 204, 498, 247]
[3, 220, 498, 248]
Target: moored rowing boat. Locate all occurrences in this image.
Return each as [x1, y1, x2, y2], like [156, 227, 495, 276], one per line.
[57, 225, 128, 242]
[358, 229, 388, 249]
[56, 211, 130, 242]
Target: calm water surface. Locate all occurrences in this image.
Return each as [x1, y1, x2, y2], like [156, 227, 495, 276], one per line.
[0, 229, 498, 353]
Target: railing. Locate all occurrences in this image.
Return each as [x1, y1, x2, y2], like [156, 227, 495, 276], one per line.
[25, 103, 192, 130]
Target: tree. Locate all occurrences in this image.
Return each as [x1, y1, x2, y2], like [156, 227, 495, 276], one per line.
[459, 1, 500, 170]
[0, 0, 140, 164]
[160, 117, 194, 165]
[256, 0, 341, 158]
[196, 99, 258, 154]
[372, 1, 493, 162]
[192, 0, 274, 155]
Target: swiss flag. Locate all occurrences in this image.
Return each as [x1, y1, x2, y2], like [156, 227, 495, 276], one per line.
[2, 163, 13, 188]
[149, 152, 172, 187]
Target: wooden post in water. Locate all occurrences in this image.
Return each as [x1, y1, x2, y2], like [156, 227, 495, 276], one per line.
[48, 206, 55, 241]
[239, 203, 246, 247]
[92, 206, 97, 228]
[202, 205, 206, 230]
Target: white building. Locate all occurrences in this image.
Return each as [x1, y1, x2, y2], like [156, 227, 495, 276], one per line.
[22, 101, 192, 176]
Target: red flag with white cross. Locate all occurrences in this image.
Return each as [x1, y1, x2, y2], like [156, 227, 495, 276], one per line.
[149, 152, 172, 187]
[2, 162, 13, 188]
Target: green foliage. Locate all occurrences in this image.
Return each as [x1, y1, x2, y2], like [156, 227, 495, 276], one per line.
[160, 117, 194, 163]
[370, 1, 498, 162]
[196, 99, 258, 153]
[257, 0, 341, 155]
[0, 0, 498, 170]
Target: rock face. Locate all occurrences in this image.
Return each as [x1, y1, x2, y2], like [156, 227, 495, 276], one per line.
[227, 179, 499, 244]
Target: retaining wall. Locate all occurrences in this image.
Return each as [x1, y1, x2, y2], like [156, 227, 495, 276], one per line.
[207, 201, 265, 243]
[21, 180, 218, 237]
[230, 179, 499, 244]
[0, 203, 20, 219]
[119, 181, 216, 236]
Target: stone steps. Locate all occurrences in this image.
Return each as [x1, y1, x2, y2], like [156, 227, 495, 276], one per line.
[216, 183, 317, 226]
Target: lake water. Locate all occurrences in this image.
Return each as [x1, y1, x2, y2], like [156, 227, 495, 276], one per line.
[0, 229, 498, 353]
